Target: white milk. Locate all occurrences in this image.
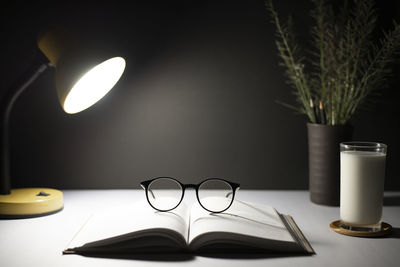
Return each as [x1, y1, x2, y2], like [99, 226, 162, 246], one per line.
[340, 151, 386, 226]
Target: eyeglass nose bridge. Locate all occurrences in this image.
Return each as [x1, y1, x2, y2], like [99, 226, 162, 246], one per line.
[183, 184, 197, 189]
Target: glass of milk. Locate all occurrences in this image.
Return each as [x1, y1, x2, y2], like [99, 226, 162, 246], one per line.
[340, 142, 387, 232]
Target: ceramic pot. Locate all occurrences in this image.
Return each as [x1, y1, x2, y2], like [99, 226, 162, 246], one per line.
[307, 123, 353, 206]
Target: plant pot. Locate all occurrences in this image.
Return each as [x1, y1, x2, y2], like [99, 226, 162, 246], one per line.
[307, 123, 353, 206]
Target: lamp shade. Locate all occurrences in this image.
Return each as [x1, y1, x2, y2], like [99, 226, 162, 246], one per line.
[37, 28, 126, 114]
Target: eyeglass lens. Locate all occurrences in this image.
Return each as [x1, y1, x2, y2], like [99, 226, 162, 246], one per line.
[198, 179, 233, 212]
[147, 178, 183, 211]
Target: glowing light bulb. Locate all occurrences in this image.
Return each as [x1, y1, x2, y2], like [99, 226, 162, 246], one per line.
[63, 57, 126, 114]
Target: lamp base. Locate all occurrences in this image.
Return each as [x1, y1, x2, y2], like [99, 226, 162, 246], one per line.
[0, 188, 63, 219]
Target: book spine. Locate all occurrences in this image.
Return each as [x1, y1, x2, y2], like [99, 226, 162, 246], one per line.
[279, 214, 315, 254]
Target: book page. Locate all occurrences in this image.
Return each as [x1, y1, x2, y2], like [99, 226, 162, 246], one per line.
[67, 200, 190, 250]
[188, 197, 296, 249]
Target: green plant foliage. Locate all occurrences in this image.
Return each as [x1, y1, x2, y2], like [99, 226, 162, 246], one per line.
[266, 0, 400, 125]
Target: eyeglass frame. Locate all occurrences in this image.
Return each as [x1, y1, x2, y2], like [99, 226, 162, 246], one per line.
[140, 177, 240, 213]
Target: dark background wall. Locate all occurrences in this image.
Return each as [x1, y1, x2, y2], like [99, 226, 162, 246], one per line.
[1, 0, 399, 190]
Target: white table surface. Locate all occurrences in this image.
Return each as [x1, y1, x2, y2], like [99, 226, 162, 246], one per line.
[1, 190, 399, 267]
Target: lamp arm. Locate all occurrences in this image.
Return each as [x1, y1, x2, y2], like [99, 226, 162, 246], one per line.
[0, 52, 52, 194]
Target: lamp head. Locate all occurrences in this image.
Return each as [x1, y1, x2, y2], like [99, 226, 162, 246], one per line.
[37, 28, 126, 114]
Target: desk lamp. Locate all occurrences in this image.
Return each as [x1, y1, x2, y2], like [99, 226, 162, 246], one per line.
[0, 28, 126, 218]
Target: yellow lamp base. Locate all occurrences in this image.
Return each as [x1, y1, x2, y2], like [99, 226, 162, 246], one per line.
[0, 188, 63, 219]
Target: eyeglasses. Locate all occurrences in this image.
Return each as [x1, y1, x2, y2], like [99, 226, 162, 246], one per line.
[140, 177, 240, 213]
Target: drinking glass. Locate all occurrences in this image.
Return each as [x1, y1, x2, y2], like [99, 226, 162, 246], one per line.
[340, 142, 387, 232]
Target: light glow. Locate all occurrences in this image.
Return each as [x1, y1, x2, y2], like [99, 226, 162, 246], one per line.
[63, 57, 126, 114]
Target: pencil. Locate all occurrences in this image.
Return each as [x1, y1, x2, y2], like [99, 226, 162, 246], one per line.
[310, 98, 318, 123]
[319, 101, 326, 125]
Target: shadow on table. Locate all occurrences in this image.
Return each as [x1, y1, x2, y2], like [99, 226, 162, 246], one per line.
[387, 227, 400, 239]
[79, 253, 195, 262]
[75, 250, 311, 261]
[362, 227, 400, 239]
[384, 195, 400, 206]
[197, 251, 310, 259]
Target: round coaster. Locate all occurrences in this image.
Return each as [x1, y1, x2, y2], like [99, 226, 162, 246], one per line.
[330, 220, 392, 237]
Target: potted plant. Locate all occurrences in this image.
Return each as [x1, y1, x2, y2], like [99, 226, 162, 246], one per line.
[267, 0, 400, 205]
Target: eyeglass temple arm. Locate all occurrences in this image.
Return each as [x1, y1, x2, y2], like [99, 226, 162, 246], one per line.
[225, 186, 240, 198]
[141, 184, 156, 199]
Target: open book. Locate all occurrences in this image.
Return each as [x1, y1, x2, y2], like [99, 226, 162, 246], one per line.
[63, 197, 314, 255]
